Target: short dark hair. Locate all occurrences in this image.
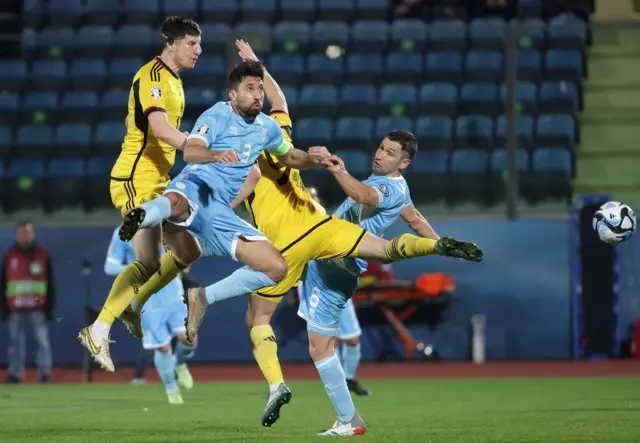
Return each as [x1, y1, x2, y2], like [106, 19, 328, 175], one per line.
[387, 129, 418, 160]
[161, 16, 201, 45]
[16, 221, 32, 229]
[228, 60, 264, 90]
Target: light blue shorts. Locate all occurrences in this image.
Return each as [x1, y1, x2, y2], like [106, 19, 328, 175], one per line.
[141, 299, 187, 350]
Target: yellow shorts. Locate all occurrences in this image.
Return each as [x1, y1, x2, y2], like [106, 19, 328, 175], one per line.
[254, 215, 368, 302]
[110, 174, 170, 217]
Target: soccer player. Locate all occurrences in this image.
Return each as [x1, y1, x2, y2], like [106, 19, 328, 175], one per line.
[78, 17, 205, 372]
[104, 227, 197, 404]
[184, 40, 482, 428]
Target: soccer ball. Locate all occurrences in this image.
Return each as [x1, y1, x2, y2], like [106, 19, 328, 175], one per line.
[592, 201, 636, 244]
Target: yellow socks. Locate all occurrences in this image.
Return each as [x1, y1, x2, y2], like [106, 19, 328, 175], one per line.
[131, 251, 189, 314]
[250, 324, 284, 386]
[96, 260, 149, 327]
[385, 234, 437, 262]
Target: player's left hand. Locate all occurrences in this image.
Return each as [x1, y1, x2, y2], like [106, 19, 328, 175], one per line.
[236, 39, 259, 62]
[212, 149, 240, 165]
[323, 155, 344, 172]
[309, 146, 331, 160]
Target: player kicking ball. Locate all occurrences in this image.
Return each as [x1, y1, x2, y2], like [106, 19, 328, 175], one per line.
[104, 227, 197, 404]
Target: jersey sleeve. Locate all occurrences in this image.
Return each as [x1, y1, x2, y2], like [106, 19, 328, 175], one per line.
[269, 111, 293, 145]
[188, 111, 221, 147]
[264, 116, 289, 156]
[137, 70, 168, 118]
[370, 180, 406, 211]
[104, 228, 130, 276]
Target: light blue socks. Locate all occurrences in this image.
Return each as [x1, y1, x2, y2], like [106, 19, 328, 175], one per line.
[314, 353, 356, 422]
[153, 349, 178, 392]
[174, 341, 197, 365]
[341, 343, 361, 380]
[140, 196, 172, 228]
[205, 265, 276, 304]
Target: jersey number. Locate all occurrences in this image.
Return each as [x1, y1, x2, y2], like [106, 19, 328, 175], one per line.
[241, 144, 252, 163]
[308, 287, 321, 319]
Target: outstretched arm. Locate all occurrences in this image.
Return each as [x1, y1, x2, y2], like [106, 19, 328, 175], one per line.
[232, 163, 261, 209]
[401, 203, 440, 240]
[183, 137, 239, 165]
[327, 167, 379, 207]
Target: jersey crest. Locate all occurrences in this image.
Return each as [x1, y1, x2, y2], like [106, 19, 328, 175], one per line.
[150, 86, 162, 100]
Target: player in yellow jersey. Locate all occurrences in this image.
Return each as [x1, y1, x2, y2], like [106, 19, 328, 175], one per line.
[184, 40, 483, 427]
[78, 17, 204, 372]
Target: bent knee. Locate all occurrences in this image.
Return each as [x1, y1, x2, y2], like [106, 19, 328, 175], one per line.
[265, 257, 288, 283]
[178, 333, 196, 346]
[156, 345, 171, 354]
[344, 337, 360, 347]
[139, 258, 161, 275]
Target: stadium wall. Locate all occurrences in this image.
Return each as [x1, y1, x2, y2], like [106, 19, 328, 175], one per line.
[0, 219, 622, 366]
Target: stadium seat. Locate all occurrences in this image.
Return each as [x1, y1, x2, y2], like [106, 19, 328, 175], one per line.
[495, 115, 535, 148]
[455, 115, 494, 149]
[375, 117, 414, 140]
[279, 85, 299, 111]
[536, 114, 575, 149]
[0, 126, 13, 158]
[459, 83, 499, 116]
[202, 0, 237, 23]
[415, 116, 454, 149]
[241, 0, 276, 22]
[518, 18, 546, 50]
[539, 81, 579, 114]
[519, 0, 543, 18]
[449, 149, 489, 204]
[356, 0, 389, 20]
[107, 57, 145, 89]
[22, 91, 58, 124]
[76, 26, 113, 58]
[469, 17, 506, 50]
[307, 53, 344, 85]
[517, 50, 542, 82]
[123, 0, 160, 24]
[335, 117, 374, 151]
[335, 150, 369, 178]
[0, 92, 19, 125]
[186, 55, 227, 87]
[346, 53, 383, 84]
[425, 52, 463, 83]
[547, 13, 587, 49]
[36, 27, 75, 58]
[70, 59, 106, 90]
[273, 21, 311, 53]
[267, 53, 304, 86]
[31, 59, 66, 90]
[94, 121, 127, 156]
[100, 90, 131, 120]
[162, 0, 197, 17]
[4, 159, 46, 212]
[406, 149, 448, 202]
[545, 50, 583, 82]
[48, 0, 82, 27]
[429, 19, 467, 51]
[85, 0, 122, 26]
[501, 82, 537, 115]
[295, 118, 334, 147]
[85, 155, 117, 210]
[338, 84, 377, 117]
[418, 83, 457, 116]
[23, 0, 44, 28]
[298, 85, 338, 118]
[185, 87, 217, 116]
[53, 123, 92, 157]
[43, 157, 86, 211]
[318, 0, 355, 22]
[280, 0, 315, 22]
[390, 19, 428, 52]
[16, 124, 53, 158]
[0, 60, 27, 91]
[351, 20, 389, 52]
[531, 147, 572, 201]
[385, 52, 422, 84]
[465, 51, 503, 82]
[489, 148, 531, 202]
[234, 22, 272, 53]
[312, 21, 349, 52]
[379, 84, 417, 117]
[198, 23, 230, 54]
[114, 25, 154, 58]
[58, 91, 99, 123]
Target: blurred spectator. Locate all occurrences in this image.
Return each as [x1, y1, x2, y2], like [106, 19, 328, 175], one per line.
[0, 221, 55, 384]
[543, 0, 592, 21]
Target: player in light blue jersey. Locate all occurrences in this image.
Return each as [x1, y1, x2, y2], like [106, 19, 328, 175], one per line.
[104, 227, 197, 404]
[298, 130, 448, 436]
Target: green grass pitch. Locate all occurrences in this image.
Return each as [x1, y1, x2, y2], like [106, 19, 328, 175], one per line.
[2, 378, 640, 442]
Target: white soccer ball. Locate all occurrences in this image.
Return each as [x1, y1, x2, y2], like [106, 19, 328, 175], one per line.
[592, 201, 636, 244]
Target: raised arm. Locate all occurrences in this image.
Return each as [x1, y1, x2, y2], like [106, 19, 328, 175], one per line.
[327, 167, 380, 206]
[401, 203, 440, 240]
[231, 163, 261, 209]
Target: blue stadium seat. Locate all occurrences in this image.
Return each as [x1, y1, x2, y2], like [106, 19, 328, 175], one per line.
[100, 90, 131, 120]
[455, 115, 493, 149]
[186, 55, 227, 87]
[6, 158, 45, 179]
[76, 25, 113, 57]
[425, 52, 463, 83]
[466, 51, 503, 82]
[234, 22, 272, 53]
[335, 150, 368, 178]
[547, 13, 587, 49]
[312, 21, 349, 52]
[469, 17, 506, 50]
[123, 0, 160, 24]
[459, 83, 499, 116]
[0, 126, 13, 158]
[517, 50, 542, 82]
[385, 52, 422, 83]
[16, 124, 53, 157]
[0, 92, 19, 125]
[307, 53, 344, 84]
[54, 123, 92, 157]
[356, 0, 388, 20]
[495, 115, 535, 148]
[518, 18, 545, 49]
[501, 82, 537, 115]
[539, 81, 579, 114]
[375, 117, 414, 140]
[429, 19, 467, 51]
[31, 59, 66, 90]
[295, 118, 334, 146]
[36, 27, 75, 58]
[86, 155, 117, 177]
[419, 83, 457, 116]
[545, 50, 583, 82]
[415, 116, 454, 149]
[532, 147, 572, 173]
[23, 0, 44, 28]
[406, 148, 448, 202]
[338, 84, 377, 117]
[70, 59, 106, 90]
[267, 53, 304, 86]
[107, 57, 145, 88]
[48, 0, 82, 27]
[85, 156, 118, 210]
[281, 0, 315, 22]
[85, 0, 122, 26]
[351, 20, 389, 52]
[531, 147, 572, 201]
[391, 19, 428, 52]
[490, 148, 529, 173]
[46, 157, 85, 179]
[489, 148, 531, 202]
[114, 25, 154, 57]
[346, 53, 383, 84]
[273, 21, 311, 53]
[318, 0, 355, 22]
[0, 60, 27, 90]
[298, 85, 338, 118]
[184, 87, 217, 115]
[379, 84, 417, 117]
[162, 0, 197, 17]
[202, 0, 237, 23]
[199, 23, 231, 53]
[94, 121, 127, 156]
[536, 114, 575, 148]
[22, 92, 58, 124]
[59, 91, 99, 122]
[335, 117, 374, 151]
[449, 149, 489, 203]
[241, 0, 276, 22]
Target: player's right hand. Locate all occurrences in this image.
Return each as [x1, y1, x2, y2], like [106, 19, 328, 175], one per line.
[323, 155, 345, 173]
[236, 39, 259, 62]
[309, 146, 331, 159]
[212, 150, 240, 165]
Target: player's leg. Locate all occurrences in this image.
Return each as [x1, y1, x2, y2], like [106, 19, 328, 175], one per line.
[153, 344, 183, 404]
[167, 303, 196, 390]
[338, 299, 370, 396]
[119, 191, 188, 241]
